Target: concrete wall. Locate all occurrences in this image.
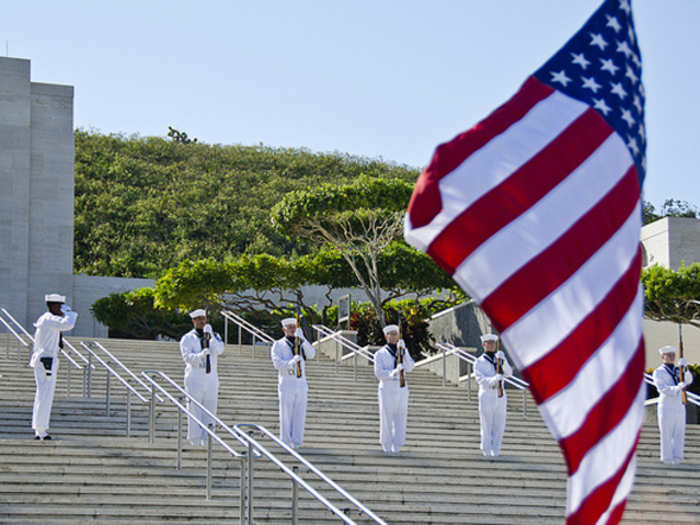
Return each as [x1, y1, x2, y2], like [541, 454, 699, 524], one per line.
[0, 57, 32, 328]
[71, 274, 155, 338]
[641, 216, 700, 270]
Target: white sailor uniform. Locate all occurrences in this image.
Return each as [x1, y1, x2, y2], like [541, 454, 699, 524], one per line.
[474, 351, 513, 457]
[374, 343, 415, 453]
[271, 335, 315, 448]
[180, 327, 225, 446]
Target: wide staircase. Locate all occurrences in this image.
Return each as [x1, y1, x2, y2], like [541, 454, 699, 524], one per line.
[0, 334, 698, 524]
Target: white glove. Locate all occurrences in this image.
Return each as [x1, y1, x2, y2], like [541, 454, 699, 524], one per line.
[294, 327, 305, 341]
[60, 304, 71, 313]
[390, 364, 404, 377]
[492, 374, 504, 384]
[289, 355, 302, 367]
[203, 323, 214, 335]
[495, 350, 505, 360]
[678, 357, 687, 367]
[397, 339, 406, 351]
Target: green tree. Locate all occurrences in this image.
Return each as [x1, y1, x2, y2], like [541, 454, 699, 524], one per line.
[91, 288, 191, 339]
[271, 176, 452, 326]
[641, 263, 700, 328]
[642, 199, 699, 225]
[74, 130, 419, 278]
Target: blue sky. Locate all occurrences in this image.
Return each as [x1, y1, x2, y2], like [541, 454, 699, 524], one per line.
[4, 0, 698, 211]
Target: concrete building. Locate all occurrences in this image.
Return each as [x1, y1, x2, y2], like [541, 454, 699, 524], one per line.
[0, 56, 154, 337]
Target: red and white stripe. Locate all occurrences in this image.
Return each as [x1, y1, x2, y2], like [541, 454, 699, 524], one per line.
[405, 75, 644, 524]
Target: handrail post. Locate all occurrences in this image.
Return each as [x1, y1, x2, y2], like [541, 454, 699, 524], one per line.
[66, 363, 71, 397]
[82, 362, 87, 397]
[87, 353, 93, 398]
[467, 362, 472, 402]
[247, 432, 254, 525]
[126, 390, 132, 437]
[224, 316, 228, 345]
[291, 465, 298, 525]
[251, 334, 255, 359]
[353, 351, 357, 382]
[238, 324, 242, 354]
[105, 365, 111, 417]
[240, 456, 246, 525]
[177, 397, 183, 470]
[522, 389, 527, 418]
[335, 339, 339, 374]
[442, 346, 446, 387]
[206, 424, 213, 500]
[149, 378, 156, 444]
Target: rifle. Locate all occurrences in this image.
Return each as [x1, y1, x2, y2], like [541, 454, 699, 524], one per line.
[397, 318, 406, 388]
[496, 338, 504, 398]
[295, 305, 303, 378]
[679, 324, 687, 405]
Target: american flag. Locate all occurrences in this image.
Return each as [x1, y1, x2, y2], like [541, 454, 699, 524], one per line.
[404, 1, 645, 523]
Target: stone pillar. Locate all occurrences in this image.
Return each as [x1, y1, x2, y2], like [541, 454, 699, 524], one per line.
[0, 57, 32, 327]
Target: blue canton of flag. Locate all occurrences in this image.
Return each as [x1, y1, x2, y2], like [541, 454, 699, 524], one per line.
[535, 0, 645, 182]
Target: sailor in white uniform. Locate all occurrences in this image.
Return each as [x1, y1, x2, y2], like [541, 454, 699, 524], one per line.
[270, 318, 315, 449]
[652, 345, 693, 464]
[179, 309, 225, 446]
[29, 293, 78, 440]
[374, 324, 415, 454]
[474, 333, 513, 457]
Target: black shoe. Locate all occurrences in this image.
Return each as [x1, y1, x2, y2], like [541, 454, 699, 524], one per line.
[42, 435, 52, 441]
[34, 436, 41, 440]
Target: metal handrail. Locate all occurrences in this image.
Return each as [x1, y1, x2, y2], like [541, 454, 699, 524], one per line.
[79, 342, 149, 403]
[141, 370, 249, 452]
[87, 340, 163, 402]
[0, 307, 82, 369]
[313, 324, 375, 363]
[235, 422, 388, 525]
[222, 310, 275, 343]
[0, 314, 29, 346]
[430, 342, 529, 417]
[644, 372, 700, 407]
[141, 369, 251, 523]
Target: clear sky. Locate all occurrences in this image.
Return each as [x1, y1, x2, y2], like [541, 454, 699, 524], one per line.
[3, 1, 698, 211]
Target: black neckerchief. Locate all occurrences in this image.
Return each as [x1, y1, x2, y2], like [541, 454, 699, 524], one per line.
[663, 363, 679, 385]
[285, 336, 306, 360]
[483, 352, 497, 370]
[195, 328, 211, 373]
[58, 332, 64, 349]
[386, 343, 398, 368]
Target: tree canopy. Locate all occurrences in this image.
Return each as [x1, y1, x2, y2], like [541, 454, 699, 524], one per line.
[270, 176, 437, 326]
[74, 129, 419, 278]
[642, 263, 700, 328]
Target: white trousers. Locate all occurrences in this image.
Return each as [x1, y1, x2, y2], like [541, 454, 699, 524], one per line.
[278, 382, 308, 448]
[657, 401, 686, 463]
[33, 358, 59, 437]
[479, 390, 506, 456]
[378, 384, 409, 453]
[184, 370, 219, 446]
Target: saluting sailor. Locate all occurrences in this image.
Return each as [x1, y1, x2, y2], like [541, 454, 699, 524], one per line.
[270, 318, 315, 449]
[30, 293, 78, 440]
[474, 333, 513, 457]
[179, 309, 225, 446]
[374, 324, 415, 454]
[652, 345, 693, 464]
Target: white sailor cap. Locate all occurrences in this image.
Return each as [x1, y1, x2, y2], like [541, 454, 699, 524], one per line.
[383, 324, 399, 335]
[281, 317, 297, 327]
[658, 345, 677, 356]
[45, 293, 66, 303]
[189, 309, 207, 319]
[480, 333, 498, 342]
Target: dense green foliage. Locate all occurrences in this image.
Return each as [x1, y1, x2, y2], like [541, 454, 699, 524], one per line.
[74, 129, 419, 278]
[642, 263, 700, 328]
